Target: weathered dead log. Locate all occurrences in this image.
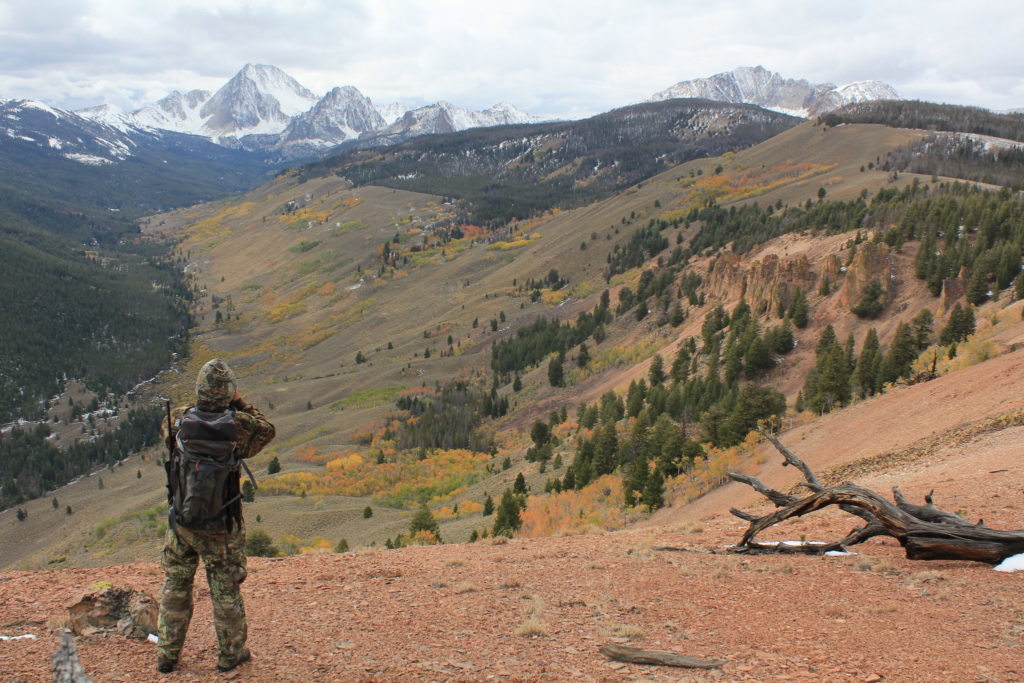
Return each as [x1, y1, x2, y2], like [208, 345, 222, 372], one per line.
[728, 435, 1024, 564]
[892, 487, 981, 527]
[599, 643, 726, 669]
[738, 483, 1024, 563]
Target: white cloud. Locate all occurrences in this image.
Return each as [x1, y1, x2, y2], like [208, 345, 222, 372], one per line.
[0, 0, 1019, 116]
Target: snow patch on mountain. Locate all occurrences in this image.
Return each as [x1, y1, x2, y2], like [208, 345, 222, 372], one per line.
[377, 102, 410, 126]
[64, 153, 114, 166]
[129, 90, 211, 136]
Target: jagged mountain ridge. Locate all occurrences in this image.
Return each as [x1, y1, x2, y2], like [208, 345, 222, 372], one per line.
[77, 64, 545, 158]
[649, 65, 900, 118]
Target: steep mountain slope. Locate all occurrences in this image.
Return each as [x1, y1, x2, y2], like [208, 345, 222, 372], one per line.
[649, 65, 899, 117]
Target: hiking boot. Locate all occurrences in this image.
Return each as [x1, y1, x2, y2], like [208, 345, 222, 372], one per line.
[156, 658, 177, 674]
[216, 648, 251, 673]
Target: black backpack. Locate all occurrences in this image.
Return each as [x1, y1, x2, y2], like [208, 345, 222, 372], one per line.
[165, 407, 256, 531]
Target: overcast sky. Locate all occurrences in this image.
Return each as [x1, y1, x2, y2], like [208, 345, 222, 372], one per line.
[0, 0, 1020, 118]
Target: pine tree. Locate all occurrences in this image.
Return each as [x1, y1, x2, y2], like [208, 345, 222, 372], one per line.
[642, 464, 665, 511]
[244, 529, 279, 557]
[363, 505, 373, 519]
[967, 267, 990, 305]
[492, 488, 522, 537]
[648, 354, 665, 385]
[335, 538, 349, 553]
[410, 505, 441, 542]
[668, 302, 685, 327]
[815, 324, 838, 359]
[959, 305, 976, 340]
[788, 289, 809, 328]
[811, 345, 852, 413]
[547, 353, 564, 387]
[267, 456, 281, 475]
[593, 422, 618, 476]
[939, 304, 963, 344]
[513, 472, 528, 495]
[854, 328, 882, 397]
[911, 309, 934, 350]
[483, 493, 494, 516]
[624, 456, 647, 507]
[880, 322, 918, 384]
[851, 279, 886, 318]
[576, 343, 590, 368]
[241, 480, 255, 503]
[670, 344, 691, 382]
[743, 334, 772, 379]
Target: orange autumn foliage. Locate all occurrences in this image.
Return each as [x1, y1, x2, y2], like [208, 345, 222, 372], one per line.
[664, 431, 763, 507]
[519, 475, 627, 538]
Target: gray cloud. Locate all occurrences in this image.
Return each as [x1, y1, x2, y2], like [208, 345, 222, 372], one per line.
[0, 0, 1019, 116]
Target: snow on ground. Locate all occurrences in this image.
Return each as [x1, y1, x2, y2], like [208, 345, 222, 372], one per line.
[63, 153, 113, 166]
[994, 553, 1024, 572]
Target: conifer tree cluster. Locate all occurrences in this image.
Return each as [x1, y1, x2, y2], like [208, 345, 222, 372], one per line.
[394, 379, 497, 452]
[0, 406, 161, 508]
[552, 300, 790, 511]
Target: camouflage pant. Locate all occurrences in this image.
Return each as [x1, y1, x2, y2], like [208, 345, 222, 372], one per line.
[157, 523, 248, 668]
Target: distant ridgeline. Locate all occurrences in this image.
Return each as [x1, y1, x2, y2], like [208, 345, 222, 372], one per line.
[824, 101, 1024, 189]
[302, 99, 801, 225]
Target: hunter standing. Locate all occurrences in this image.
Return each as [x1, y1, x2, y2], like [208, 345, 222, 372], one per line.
[156, 359, 275, 674]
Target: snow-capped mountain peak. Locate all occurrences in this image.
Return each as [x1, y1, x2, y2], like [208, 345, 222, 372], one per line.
[648, 66, 901, 118]
[66, 63, 545, 160]
[278, 85, 384, 149]
[197, 63, 319, 137]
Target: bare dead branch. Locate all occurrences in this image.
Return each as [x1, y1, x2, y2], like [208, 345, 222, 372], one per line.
[599, 643, 726, 669]
[728, 435, 1024, 564]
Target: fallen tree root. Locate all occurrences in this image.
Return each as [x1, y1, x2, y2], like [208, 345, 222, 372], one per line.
[599, 643, 726, 668]
[726, 432, 1024, 564]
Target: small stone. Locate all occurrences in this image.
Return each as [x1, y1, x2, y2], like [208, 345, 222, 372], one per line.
[864, 675, 882, 683]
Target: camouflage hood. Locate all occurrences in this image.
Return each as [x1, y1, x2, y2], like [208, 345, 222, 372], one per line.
[195, 359, 237, 411]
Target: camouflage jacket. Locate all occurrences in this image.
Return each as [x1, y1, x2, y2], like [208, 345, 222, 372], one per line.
[163, 403, 275, 459]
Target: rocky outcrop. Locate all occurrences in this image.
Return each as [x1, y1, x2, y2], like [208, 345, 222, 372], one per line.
[837, 242, 894, 308]
[940, 267, 970, 311]
[66, 586, 157, 640]
[704, 251, 818, 315]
